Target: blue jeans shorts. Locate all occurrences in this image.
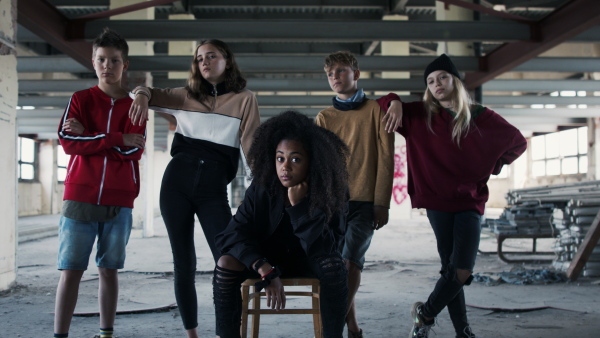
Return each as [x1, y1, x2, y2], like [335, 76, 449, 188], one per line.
[57, 207, 133, 270]
[342, 201, 375, 270]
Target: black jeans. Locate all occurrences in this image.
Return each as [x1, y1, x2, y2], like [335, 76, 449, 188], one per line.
[213, 253, 348, 338]
[422, 209, 481, 337]
[160, 153, 232, 330]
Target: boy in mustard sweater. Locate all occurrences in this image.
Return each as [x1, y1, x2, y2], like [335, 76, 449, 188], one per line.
[316, 51, 395, 337]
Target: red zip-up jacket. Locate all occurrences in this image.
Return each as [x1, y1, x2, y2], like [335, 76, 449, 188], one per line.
[58, 86, 146, 208]
[377, 93, 527, 215]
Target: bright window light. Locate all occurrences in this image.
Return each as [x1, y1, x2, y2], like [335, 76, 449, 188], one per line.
[532, 161, 545, 177]
[531, 104, 544, 109]
[550, 91, 559, 97]
[580, 156, 588, 174]
[568, 104, 577, 109]
[547, 159, 561, 175]
[577, 91, 587, 97]
[578, 104, 588, 109]
[545, 104, 556, 109]
[22, 106, 35, 110]
[16, 106, 21, 110]
[560, 91, 576, 97]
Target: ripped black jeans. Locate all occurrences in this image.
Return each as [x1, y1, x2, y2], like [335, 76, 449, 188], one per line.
[422, 209, 482, 337]
[213, 253, 348, 338]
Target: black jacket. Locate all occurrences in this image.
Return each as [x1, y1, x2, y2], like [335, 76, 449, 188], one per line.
[215, 182, 347, 270]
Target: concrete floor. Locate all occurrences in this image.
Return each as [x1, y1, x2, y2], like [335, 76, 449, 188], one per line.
[1, 211, 600, 337]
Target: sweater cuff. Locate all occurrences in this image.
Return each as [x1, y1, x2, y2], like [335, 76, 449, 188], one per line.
[130, 86, 152, 101]
[286, 198, 311, 222]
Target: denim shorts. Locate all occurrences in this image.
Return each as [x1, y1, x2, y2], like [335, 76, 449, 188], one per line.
[341, 201, 375, 270]
[57, 207, 133, 270]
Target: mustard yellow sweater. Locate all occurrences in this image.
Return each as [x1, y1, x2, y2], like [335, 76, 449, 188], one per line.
[316, 99, 395, 208]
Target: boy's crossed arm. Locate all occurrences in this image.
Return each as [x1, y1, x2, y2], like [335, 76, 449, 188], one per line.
[59, 109, 146, 161]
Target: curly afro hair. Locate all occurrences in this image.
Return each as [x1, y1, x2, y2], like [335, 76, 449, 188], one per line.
[247, 110, 349, 222]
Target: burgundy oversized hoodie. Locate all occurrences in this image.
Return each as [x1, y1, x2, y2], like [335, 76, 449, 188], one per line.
[377, 94, 527, 215]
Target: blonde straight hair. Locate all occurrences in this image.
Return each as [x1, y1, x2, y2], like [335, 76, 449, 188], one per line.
[423, 74, 474, 146]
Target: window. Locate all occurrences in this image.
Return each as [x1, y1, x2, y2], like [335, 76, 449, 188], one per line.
[18, 137, 38, 181]
[57, 145, 69, 182]
[531, 126, 588, 177]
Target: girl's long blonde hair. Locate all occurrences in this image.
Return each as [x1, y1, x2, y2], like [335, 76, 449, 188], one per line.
[423, 74, 474, 146]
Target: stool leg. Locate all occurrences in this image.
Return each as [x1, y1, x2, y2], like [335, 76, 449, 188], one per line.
[251, 286, 260, 338]
[313, 284, 323, 338]
[241, 284, 249, 338]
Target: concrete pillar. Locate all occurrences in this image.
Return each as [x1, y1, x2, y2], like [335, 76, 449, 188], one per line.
[111, 0, 155, 237]
[0, 0, 18, 291]
[435, 1, 473, 57]
[378, 15, 411, 220]
[168, 14, 196, 79]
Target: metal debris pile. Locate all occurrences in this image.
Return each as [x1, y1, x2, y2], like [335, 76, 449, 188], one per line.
[490, 181, 600, 277]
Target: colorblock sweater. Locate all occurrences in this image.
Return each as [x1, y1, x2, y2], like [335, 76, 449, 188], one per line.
[133, 86, 260, 182]
[377, 94, 527, 214]
[316, 99, 395, 208]
[58, 86, 146, 208]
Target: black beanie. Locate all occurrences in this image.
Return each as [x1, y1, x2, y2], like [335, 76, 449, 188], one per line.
[424, 54, 460, 85]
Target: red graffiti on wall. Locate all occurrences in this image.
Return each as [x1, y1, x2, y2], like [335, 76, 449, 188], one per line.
[393, 145, 408, 205]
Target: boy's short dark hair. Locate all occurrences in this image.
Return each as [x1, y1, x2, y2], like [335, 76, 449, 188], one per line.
[324, 51, 359, 72]
[92, 27, 129, 61]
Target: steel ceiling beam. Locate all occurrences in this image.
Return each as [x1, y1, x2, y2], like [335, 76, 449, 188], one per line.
[465, 0, 600, 89]
[74, 0, 178, 22]
[17, 78, 600, 94]
[70, 20, 531, 42]
[16, 55, 600, 73]
[19, 94, 600, 108]
[17, 23, 600, 43]
[17, 0, 93, 69]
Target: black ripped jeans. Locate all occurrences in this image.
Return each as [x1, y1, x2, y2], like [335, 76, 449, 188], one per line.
[160, 152, 233, 330]
[213, 252, 348, 338]
[422, 209, 482, 337]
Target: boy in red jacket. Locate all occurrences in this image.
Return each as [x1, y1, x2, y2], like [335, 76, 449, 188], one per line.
[53, 28, 146, 338]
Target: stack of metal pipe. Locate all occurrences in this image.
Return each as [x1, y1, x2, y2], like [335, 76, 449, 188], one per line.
[503, 181, 600, 277]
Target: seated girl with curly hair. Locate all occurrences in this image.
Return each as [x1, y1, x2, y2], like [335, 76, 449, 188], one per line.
[213, 110, 350, 338]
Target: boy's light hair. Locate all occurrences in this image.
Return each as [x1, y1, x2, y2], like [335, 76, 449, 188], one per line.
[423, 73, 474, 146]
[92, 27, 129, 61]
[324, 51, 359, 72]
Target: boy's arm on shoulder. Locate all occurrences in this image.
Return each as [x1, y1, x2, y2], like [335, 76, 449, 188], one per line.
[374, 104, 395, 208]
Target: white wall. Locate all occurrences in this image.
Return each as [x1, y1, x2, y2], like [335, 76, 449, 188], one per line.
[0, 0, 18, 291]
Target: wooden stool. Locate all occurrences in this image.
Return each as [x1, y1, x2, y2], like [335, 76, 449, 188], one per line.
[240, 278, 322, 338]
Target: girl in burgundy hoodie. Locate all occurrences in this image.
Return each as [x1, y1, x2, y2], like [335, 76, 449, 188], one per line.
[377, 54, 527, 338]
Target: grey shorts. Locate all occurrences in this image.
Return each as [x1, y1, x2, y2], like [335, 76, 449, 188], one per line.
[341, 201, 374, 270]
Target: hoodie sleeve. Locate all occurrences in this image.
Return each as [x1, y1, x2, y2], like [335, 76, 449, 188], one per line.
[493, 129, 528, 175]
[58, 93, 125, 156]
[214, 183, 265, 270]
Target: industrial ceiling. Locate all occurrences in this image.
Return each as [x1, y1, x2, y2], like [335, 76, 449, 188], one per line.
[14, 0, 600, 150]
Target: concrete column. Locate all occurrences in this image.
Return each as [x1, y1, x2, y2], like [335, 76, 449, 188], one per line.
[111, 0, 155, 237]
[380, 15, 411, 220]
[168, 14, 196, 79]
[0, 0, 18, 291]
[435, 1, 473, 57]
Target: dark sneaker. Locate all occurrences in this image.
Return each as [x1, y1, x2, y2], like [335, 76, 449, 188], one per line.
[409, 301, 435, 338]
[459, 326, 477, 338]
